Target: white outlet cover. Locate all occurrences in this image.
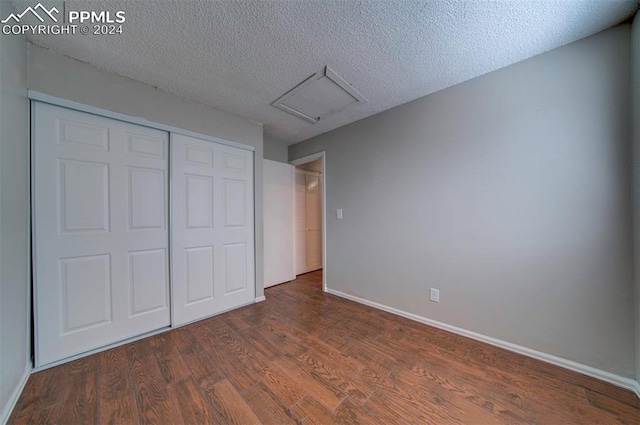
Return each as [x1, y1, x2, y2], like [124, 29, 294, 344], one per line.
[430, 288, 440, 303]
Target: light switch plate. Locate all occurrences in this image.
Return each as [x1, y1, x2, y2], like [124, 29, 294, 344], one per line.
[336, 208, 343, 219]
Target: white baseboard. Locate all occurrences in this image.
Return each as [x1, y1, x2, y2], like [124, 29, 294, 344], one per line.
[1, 364, 31, 425]
[325, 288, 638, 396]
[255, 295, 266, 303]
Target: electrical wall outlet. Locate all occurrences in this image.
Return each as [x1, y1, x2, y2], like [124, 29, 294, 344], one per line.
[429, 288, 440, 303]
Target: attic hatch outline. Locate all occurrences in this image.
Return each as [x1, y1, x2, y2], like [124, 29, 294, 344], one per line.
[271, 66, 367, 124]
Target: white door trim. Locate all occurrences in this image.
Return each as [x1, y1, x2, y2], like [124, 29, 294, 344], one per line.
[290, 152, 327, 292]
[27, 91, 255, 152]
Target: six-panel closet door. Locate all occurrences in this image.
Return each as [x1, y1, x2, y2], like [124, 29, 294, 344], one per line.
[171, 133, 255, 326]
[33, 102, 171, 367]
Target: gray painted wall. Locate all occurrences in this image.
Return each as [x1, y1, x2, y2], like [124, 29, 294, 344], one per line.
[263, 136, 289, 163]
[632, 13, 640, 385]
[290, 25, 635, 378]
[0, 0, 30, 421]
[27, 44, 266, 298]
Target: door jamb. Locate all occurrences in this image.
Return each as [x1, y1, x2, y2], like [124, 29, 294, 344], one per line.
[290, 152, 327, 292]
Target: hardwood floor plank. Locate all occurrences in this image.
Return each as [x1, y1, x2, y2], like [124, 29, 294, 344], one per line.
[193, 323, 265, 391]
[200, 379, 261, 425]
[98, 345, 129, 371]
[289, 395, 336, 425]
[126, 340, 181, 424]
[58, 370, 99, 425]
[411, 362, 531, 421]
[250, 315, 309, 357]
[479, 361, 626, 424]
[168, 378, 218, 425]
[234, 325, 289, 360]
[362, 364, 510, 424]
[357, 382, 443, 425]
[376, 323, 410, 342]
[68, 354, 100, 376]
[169, 326, 226, 386]
[375, 332, 468, 368]
[9, 404, 61, 425]
[296, 349, 373, 404]
[272, 355, 346, 411]
[586, 388, 640, 424]
[301, 335, 365, 374]
[259, 312, 311, 342]
[390, 364, 513, 424]
[332, 397, 380, 425]
[98, 346, 137, 425]
[241, 381, 302, 425]
[483, 360, 586, 401]
[149, 333, 192, 384]
[207, 319, 261, 365]
[525, 357, 640, 408]
[99, 369, 138, 425]
[465, 339, 526, 370]
[390, 324, 470, 358]
[400, 348, 533, 421]
[362, 392, 417, 425]
[257, 363, 307, 407]
[340, 338, 399, 376]
[320, 329, 353, 352]
[222, 311, 251, 332]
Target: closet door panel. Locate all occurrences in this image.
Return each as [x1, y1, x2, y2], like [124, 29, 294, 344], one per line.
[33, 102, 170, 367]
[171, 134, 255, 326]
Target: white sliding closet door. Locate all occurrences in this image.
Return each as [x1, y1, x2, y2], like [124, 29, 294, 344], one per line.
[171, 133, 255, 326]
[33, 102, 170, 367]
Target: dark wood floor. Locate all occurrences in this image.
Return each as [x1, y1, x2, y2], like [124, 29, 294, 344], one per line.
[9, 270, 640, 424]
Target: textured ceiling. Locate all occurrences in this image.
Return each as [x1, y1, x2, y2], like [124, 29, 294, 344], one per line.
[13, 0, 639, 145]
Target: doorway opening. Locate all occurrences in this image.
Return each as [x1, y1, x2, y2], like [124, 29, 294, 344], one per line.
[290, 153, 326, 291]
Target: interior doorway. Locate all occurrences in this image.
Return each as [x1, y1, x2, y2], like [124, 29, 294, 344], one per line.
[290, 153, 326, 288]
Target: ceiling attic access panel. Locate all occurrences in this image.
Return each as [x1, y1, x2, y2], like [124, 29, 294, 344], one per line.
[272, 66, 367, 124]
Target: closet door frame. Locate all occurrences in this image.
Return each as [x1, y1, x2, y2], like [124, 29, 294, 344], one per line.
[29, 91, 257, 370]
[294, 168, 322, 275]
